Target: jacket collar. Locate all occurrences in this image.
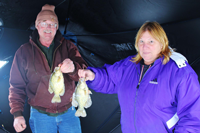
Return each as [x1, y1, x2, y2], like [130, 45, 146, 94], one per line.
[137, 57, 163, 69]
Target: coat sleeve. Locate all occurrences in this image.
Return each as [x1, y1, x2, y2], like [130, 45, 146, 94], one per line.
[174, 68, 200, 132]
[86, 57, 130, 94]
[8, 47, 27, 117]
[65, 40, 88, 81]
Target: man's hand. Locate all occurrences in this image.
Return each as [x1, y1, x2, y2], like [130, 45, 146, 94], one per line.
[58, 58, 75, 73]
[13, 116, 26, 132]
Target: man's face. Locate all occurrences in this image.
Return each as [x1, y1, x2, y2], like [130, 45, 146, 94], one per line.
[36, 20, 57, 43]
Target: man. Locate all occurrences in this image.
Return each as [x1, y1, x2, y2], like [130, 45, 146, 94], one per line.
[8, 4, 87, 133]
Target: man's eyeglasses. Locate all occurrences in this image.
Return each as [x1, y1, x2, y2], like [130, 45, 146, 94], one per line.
[40, 22, 57, 28]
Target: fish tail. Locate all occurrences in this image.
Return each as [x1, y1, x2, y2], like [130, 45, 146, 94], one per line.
[51, 95, 61, 103]
[75, 108, 86, 117]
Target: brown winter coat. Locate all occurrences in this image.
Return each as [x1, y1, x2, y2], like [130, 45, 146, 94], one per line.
[9, 30, 87, 118]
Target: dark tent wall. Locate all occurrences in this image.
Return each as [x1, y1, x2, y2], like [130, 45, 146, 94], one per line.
[67, 0, 200, 34]
[163, 18, 200, 77]
[1, 0, 200, 133]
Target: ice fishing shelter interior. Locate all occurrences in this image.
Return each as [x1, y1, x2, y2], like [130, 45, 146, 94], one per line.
[1, 0, 200, 133]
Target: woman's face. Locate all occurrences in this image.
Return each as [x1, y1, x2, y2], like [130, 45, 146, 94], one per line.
[138, 31, 162, 65]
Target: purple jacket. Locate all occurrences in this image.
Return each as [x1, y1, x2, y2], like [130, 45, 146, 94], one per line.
[87, 55, 200, 133]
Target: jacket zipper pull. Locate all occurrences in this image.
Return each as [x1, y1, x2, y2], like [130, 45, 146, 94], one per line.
[137, 83, 140, 89]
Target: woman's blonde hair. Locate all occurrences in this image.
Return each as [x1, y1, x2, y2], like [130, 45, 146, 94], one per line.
[132, 21, 171, 64]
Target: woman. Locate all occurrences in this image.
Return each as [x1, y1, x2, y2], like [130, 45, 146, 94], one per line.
[78, 22, 200, 133]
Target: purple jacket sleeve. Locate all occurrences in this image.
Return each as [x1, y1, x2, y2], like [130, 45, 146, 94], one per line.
[86, 57, 129, 94]
[175, 70, 200, 132]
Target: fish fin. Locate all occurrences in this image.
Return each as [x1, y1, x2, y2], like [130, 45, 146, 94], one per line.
[48, 84, 54, 94]
[75, 108, 86, 117]
[48, 87, 53, 94]
[84, 95, 92, 108]
[59, 87, 65, 96]
[71, 93, 78, 107]
[88, 90, 92, 94]
[51, 95, 61, 103]
[48, 73, 54, 94]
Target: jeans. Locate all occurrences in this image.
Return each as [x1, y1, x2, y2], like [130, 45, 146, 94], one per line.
[29, 106, 82, 133]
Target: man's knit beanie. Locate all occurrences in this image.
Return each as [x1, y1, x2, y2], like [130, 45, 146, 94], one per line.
[35, 4, 58, 29]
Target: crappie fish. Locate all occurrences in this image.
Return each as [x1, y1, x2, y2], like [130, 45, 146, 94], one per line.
[72, 78, 92, 117]
[48, 67, 65, 103]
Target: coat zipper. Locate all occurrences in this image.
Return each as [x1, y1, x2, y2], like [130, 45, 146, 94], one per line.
[134, 64, 151, 133]
[33, 44, 51, 71]
[32, 41, 62, 72]
[32, 41, 62, 112]
[51, 43, 62, 72]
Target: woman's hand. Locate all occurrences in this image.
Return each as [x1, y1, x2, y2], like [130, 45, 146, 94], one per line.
[78, 69, 95, 81]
